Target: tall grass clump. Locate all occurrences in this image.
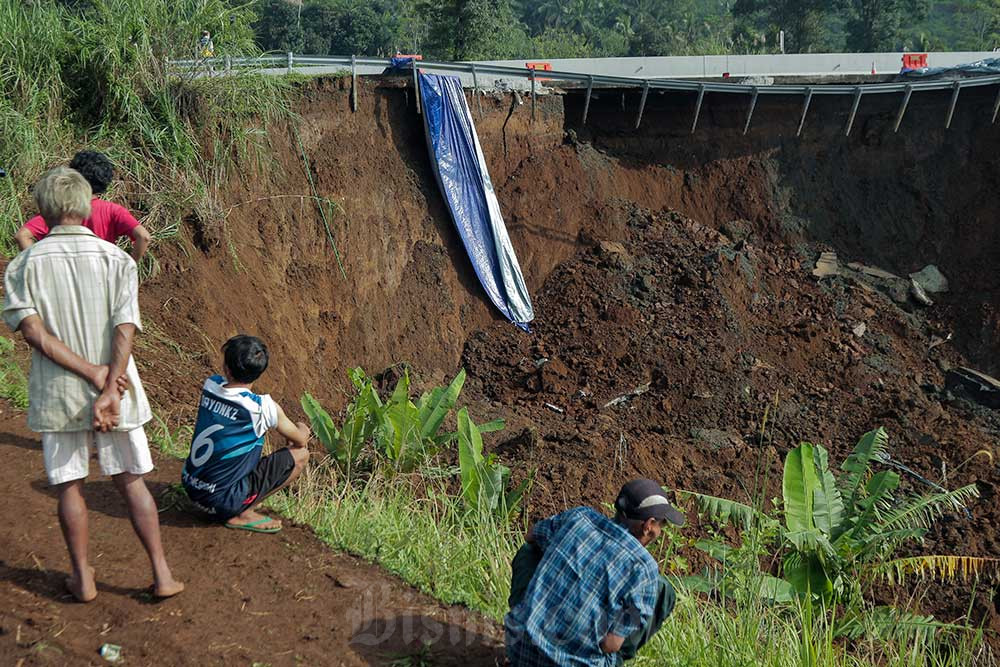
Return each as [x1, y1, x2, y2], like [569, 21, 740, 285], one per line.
[0, 0, 295, 256]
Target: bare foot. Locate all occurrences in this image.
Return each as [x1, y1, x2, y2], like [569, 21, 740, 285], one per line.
[226, 509, 281, 532]
[65, 566, 97, 603]
[153, 578, 185, 599]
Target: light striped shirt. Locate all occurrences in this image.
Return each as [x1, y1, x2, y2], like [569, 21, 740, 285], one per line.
[2, 226, 151, 432]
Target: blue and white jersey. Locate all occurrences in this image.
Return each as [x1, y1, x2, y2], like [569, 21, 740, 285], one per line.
[182, 375, 278, 516]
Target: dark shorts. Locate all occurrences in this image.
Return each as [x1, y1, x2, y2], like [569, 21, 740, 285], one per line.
[235, 448, 296, 515]
[184, 449, 297, 520]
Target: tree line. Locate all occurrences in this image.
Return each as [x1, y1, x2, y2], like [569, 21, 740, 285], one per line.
[252, 0, 1000, 60]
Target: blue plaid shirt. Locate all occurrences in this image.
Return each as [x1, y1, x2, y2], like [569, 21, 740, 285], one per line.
[505, 507, 660, 666]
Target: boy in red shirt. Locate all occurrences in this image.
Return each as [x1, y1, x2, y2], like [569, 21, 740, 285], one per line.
[15, 151, 152, 262]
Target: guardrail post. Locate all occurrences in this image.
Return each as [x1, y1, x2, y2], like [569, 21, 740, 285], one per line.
[471, 64, 482, 117]
[286, 51, 293, 75]
[743, 88, 759, 135]
[530, 68, 537, 122]
[893, 85, 913, 133]
[993, 85, 1000, 124]
[351, 55, 358, 112]
[412, 61, 422, 116]
[796, 88, 813, 137]
[845, 87, 863, 137]
[635, 80, 650, 129]
[945, 80, 961, 129]
[225, 55, 232, 73]
[582, 76, 594, 126]
[691, 84, 706, 134]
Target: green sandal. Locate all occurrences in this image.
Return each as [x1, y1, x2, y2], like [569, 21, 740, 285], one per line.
[225, 517, 282, 533]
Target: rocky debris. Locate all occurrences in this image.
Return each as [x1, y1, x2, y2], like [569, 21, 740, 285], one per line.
[888, 282, 911, 304]
[526, 356, 573, 394]
[847, 262, 902, 280]
[603, 382, 651, 409]
[813, 251, 839, 278]
[928, 333, 953, 350]
[461, 201, 996, 569]
[596, 240, 633, 271]
[945, 367, 1000, 409]
[691, 428, 747, 452]
[910, 278, 934, 306]
[909, 264, 949, 293]
[720, 219, 753, 243]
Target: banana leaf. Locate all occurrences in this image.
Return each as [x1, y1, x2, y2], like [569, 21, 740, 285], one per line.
[783, 551, 832, 597]
[850, 470, 900, 540]
[417, 369, 466, 441]
[783, 443, 818, 534]
[458, 407, 485, 508]
[300, 393, 340, 457]
[840, 427, 889, 513]
[812, 444, 845, 539]
[681, 490, 774, 532]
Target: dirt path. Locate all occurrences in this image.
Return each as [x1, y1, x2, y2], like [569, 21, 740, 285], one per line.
[0, 409, 502, 666]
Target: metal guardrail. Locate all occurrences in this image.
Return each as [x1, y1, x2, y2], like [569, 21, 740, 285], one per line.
[168, 54, 1000, 136]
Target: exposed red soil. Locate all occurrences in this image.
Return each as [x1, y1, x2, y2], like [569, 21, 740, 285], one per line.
[0, 410, 501, 666]
[2, 75, 998, 656]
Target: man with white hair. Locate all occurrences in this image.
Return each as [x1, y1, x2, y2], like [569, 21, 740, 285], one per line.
[505, 479, 683, 665]
[3, 167, 183, 602]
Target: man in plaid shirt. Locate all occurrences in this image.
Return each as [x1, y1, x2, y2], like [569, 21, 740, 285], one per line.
[505, 479, 684, 666]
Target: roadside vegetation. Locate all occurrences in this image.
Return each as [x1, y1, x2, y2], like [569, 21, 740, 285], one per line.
[0, 345, 993, 664]
[254, 0, 1000, 61]
[0, 0, 293, 258]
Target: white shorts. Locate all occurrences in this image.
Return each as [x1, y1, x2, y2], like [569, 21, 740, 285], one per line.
[41, 428, 154, 485]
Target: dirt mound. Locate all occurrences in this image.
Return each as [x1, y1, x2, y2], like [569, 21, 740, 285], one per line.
[463, 199, 996, 511]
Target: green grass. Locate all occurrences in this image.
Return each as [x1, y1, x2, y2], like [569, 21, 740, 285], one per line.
[0, 337, 29, 410]
[0, 0, 295, 258]
[269, 459, 522, 618]
[148, 412, 193, 459]
[635, 594, 993, 667]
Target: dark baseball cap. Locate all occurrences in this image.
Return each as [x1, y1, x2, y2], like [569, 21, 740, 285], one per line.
[615, 479, 686, 526]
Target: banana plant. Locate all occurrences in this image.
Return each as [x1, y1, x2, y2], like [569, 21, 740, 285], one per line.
[682, 428, 992, 607]
[302, 367, 496, 474]
[378, 368, 469, 472]
[301, 376, 380, 477]
[457, 407, 531, 519]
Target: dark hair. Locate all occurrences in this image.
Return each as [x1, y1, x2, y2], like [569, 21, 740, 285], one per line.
[68, 151, 114, 194]
[222, 335, 269, 383]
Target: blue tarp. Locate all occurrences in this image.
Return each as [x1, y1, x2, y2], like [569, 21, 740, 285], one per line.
[418, 72, 535, 329]
[390, 56, 419, 70]
[899, 57, 1000, 79]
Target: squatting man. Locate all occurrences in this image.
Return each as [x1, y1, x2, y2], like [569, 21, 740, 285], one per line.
[505, 478, 685, 665]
